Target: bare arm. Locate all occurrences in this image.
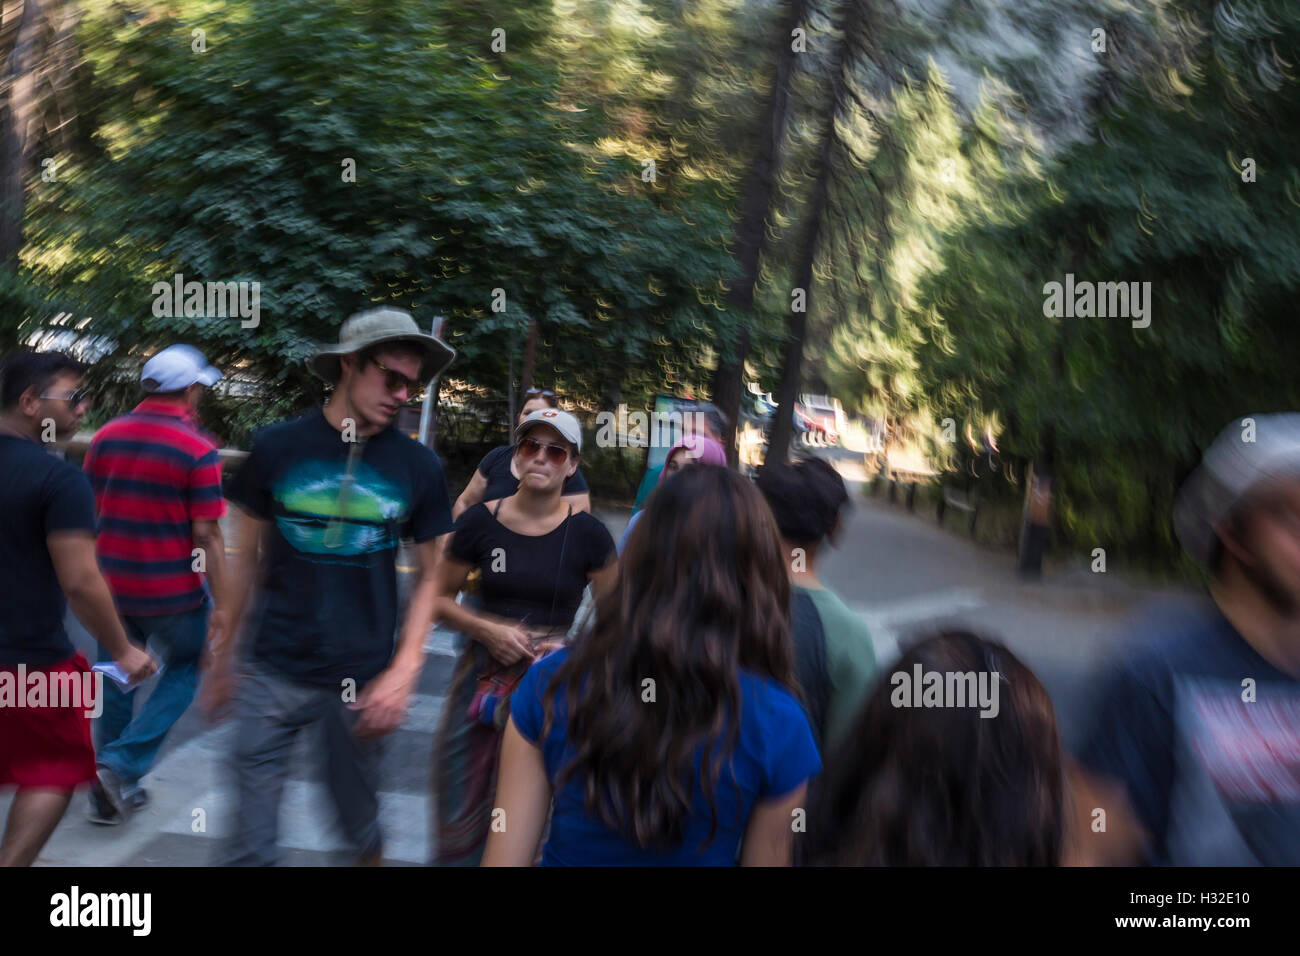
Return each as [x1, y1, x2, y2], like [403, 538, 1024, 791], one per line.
[46, 530, 153, 679]
[482, 716, 552, 866]
[352, 535, 446, 738]
[216, 506, 269, 659]
[434, 551, 534, 665]
[739, 784, 807, 866]
[192, 518, 230, 626]
[198, 506, 267, 721]
[452, 470, 489, 522]
[1062, 759, 1148, 866]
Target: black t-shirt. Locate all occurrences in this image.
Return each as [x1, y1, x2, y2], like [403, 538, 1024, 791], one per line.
[477, 444, 589, 501]
[1077, 598, 1300, 865]
[448, 500, 614, 629]
[226, 409, 454, 687]
[0, 435, 98, 666]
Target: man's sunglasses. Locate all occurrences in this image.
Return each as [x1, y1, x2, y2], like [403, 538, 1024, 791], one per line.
[517, 436, 569, 466]
[41, 386, 91, 406]
[370, 358, 425, 400]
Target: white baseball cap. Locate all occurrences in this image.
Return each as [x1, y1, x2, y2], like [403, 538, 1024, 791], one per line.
[1175, 413, 1300, 569]
[515, 407, 582, 453]
[141, 345, 222, 393]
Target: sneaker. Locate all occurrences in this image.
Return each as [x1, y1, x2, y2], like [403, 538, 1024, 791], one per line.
[94, 765, 128, 819]
[87, 785, 124, 826]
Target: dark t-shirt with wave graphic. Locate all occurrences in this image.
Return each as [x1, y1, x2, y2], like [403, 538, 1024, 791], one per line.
[227, 408, 453, 687]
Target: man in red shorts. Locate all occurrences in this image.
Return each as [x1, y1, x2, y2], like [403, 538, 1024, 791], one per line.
[0, 350, 155, 866]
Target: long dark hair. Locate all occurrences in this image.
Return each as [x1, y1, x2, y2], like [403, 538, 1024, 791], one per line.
[805, 630, 1064, 866]
[541, 466, 796, 849]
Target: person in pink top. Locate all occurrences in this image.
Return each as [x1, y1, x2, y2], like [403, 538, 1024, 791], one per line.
[617, 435, 727, 555]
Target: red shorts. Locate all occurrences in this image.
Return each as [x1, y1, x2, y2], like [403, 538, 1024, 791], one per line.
[0, 653, 97, 789]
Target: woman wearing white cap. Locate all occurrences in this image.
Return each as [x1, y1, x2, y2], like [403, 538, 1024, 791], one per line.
[431, 407, 617, 865]
[452, 388, 591, 519]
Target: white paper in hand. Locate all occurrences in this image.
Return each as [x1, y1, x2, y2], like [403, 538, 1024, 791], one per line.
[93, 661, 164, 689]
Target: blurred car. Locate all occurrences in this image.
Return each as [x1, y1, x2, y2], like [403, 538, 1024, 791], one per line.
[797, 395, 839, 445]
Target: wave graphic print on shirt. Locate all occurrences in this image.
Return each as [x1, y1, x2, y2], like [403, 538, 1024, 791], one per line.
[273, 458, 410, 559]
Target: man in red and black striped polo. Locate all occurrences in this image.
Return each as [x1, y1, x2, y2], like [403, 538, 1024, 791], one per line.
[82, 344, 229, 824]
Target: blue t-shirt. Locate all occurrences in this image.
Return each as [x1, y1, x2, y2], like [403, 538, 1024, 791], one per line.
[1077, 598, 1300, 865]
[511, 647, 822, 865]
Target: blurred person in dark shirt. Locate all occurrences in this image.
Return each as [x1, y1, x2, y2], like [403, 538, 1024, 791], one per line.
[1071, 414, 1300, 866]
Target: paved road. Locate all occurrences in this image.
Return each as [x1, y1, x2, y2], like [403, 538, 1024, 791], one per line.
[12, 461, 1199, 865]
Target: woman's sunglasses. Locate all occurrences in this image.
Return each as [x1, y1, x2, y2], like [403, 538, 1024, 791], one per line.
[517, 436, 569, 466]
[523, 388, 556, 399]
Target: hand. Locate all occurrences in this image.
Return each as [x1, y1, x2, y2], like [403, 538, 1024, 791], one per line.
[482, 622, 535, 666]
[198, 653, 237, 724]
[533, 638, 565, 659]
[350, 665, 417, 739]
[116, 645, 157, 685]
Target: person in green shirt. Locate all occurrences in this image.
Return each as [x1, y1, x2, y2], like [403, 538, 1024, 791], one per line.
[757, 457, 877, 756]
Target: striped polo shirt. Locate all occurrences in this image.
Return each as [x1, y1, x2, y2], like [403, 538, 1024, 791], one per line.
[83, 397, 226, 616]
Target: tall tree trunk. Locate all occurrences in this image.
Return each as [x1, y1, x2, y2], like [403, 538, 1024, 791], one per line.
[765, 4, 853, 462]
[0, 0, 47, 267]
[710, 0, 805, 464]
[767, 141, 833, 460]
[519, 318, 539, 400]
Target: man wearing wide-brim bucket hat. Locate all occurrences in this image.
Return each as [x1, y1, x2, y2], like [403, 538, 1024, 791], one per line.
[1071, 413, 1300, 867]
[203, 306, 456, 866]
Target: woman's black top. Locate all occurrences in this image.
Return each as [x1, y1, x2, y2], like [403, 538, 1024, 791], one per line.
[447, 499, 615, 629]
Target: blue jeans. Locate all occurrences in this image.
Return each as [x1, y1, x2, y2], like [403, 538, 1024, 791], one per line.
[95, 596, 211, 786]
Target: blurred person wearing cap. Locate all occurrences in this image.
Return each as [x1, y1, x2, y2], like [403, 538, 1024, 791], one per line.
[451, 387, 590, 520]
[431, 406, 617, 865]
[81, 344, 228, 825]
[0, 350, 156, 865]
[1069, 414, 1300, 866]
[205, 307, 455, 866]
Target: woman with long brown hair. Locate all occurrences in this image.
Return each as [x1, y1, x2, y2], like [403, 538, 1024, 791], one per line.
[483, 465, 821, 865]
[803, 630, 1065, 866]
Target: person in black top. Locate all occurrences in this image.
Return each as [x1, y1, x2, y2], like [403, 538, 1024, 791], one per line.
[452, 388, 590, 519]
[432, 407, 616, 865]
[0, 350, 155, 866]
[206, 308, 455, 866]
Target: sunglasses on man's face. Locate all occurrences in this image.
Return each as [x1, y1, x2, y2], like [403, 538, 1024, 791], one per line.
[370, 359, 425, 400]
[41, 386, 92, 407]
[517, 436, 570, 466]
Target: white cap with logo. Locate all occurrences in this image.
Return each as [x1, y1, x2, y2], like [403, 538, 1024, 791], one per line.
[140, 345, 222, 393]
[515, 407, 582, 453]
